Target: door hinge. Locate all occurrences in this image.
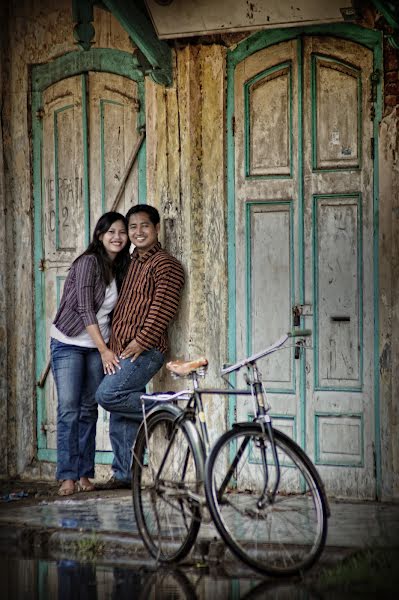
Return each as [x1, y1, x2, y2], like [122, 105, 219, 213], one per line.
[369, 70, 380, 121]
[231, 116, 235, 136]
[40, 422, 48, 435]
[370, 137, 375, 160]
[370, 70, 380, 101]
[36, 107, 44, 120]
[38, 258, 46, 271]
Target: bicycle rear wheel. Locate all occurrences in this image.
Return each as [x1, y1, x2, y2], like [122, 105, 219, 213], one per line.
[132, 408, 203, 562]
[205, 423, 328, 576]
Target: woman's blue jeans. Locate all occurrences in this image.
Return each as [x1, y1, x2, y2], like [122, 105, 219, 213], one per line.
[95, 348, 165, 482]
[50, 338, 103, 481]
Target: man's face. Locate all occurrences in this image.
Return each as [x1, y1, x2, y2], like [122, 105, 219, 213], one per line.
[128, 212, 160, 255]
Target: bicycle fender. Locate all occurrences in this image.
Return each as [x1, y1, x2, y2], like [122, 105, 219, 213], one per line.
[232, 421, 257, 429]
[230, 421, 330, 517]
[135, 403, 206, 480]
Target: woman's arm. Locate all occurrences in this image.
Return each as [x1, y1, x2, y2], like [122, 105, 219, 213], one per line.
[86, 324, 120, 374]
[75, 256, 120, 374]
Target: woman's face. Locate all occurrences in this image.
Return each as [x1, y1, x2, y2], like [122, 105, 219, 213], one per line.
[99, 219, 128, 259]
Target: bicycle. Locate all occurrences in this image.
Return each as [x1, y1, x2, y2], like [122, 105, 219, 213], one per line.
[131, 329, 330, 577]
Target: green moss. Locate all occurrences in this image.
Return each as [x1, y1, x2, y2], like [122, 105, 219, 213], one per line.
[75, 534, 105, 562]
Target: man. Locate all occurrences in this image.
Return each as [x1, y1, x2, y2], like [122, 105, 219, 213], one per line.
[96, 204, 185, 487]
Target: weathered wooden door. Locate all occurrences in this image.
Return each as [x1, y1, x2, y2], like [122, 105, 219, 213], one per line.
[34, 63, 144, 462]
[233, 35, 376, 498]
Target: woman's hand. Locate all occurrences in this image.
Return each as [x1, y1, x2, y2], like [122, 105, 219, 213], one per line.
[100, 348, 121, 374]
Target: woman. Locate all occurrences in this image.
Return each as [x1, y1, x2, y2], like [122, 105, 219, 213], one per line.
[50, 212, 130, 496]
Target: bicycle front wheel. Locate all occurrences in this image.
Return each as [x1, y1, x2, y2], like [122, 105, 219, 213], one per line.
[132, 408, 203, 562]
[205, 423, 328, 576]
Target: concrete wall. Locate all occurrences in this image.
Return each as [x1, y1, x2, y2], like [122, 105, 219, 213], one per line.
[0, 1, 8, 477]
[379, 104, 399, 500]
[145, 45, 228, 444]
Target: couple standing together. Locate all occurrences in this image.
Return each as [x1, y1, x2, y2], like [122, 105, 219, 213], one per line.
[50, 204, 185, 496]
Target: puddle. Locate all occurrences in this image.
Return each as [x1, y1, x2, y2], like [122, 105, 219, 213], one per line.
[1, 555, 319, 599]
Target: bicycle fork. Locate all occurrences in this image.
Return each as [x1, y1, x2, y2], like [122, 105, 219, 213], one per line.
[252, 365, 281, 508]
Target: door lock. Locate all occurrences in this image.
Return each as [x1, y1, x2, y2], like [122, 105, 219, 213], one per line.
[292, 305, 301, 327]
[292, 304, 313, 327]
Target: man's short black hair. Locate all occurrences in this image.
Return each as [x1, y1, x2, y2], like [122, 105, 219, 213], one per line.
[126, 204, 160, 226]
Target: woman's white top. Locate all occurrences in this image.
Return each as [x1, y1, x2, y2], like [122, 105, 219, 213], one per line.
[50, 279, 118, 348]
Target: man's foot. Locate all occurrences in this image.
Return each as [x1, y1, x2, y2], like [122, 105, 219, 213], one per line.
[97, 476, 131, 490]
[76, 477, 96, 492]
[58, 480, 76, 496]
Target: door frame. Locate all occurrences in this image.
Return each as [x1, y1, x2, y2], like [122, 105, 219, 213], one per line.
[226, 24, 383, 496]
[32, 48, 146, 463]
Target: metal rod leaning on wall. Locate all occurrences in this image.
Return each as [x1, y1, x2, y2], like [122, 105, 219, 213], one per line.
[37, 128, 146, 389]
[110, 128, 146, 212]
[37, 360, 51, 388]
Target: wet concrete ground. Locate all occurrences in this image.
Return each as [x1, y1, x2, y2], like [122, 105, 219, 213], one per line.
[1, 483, 399, 598]
[0, 485, 398, 568]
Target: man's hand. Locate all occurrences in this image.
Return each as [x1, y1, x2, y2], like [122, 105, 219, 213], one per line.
[120, 338, 145, 362]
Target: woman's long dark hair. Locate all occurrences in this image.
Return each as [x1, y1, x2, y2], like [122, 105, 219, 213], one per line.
[76, 212, 130, 289]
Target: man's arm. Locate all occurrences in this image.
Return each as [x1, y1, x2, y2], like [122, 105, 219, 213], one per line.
[121, 261, 185, 361]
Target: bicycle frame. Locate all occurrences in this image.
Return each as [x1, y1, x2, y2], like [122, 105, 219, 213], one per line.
[139, 330, 311, 506]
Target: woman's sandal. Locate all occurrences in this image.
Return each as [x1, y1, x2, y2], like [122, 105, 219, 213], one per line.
[76, 478, 96, 492]
[58, 480, 76, 496]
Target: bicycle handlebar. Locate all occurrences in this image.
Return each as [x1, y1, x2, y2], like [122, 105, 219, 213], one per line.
[221, 329, 312, 375]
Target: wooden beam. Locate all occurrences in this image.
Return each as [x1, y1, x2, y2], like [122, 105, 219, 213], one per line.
[102, 0, 173, 85]
[371, 0, 399, 49]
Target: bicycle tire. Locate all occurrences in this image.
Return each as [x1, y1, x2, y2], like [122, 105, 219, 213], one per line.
[205, 423, 329, 576]
[132, 406, 204, 562]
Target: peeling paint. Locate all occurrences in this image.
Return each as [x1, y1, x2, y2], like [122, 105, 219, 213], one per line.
[380, 341, 392, 373]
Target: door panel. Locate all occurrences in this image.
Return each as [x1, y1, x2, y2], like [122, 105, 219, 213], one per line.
[249, 202, 294, 390]
[247, 62, 292, 176]
[42, 77, 86, 450]
[40, 72, 141, 455]
[89, 72, 140, 223]
[313, 55, 361, 169]
[233, 36, 375, 498]
[303, 37, 374, 497]
[315, 196, 361, 388]
[234, 40, 299, 438]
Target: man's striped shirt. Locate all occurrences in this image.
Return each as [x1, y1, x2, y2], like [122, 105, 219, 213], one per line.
[110, 242, 185, 356]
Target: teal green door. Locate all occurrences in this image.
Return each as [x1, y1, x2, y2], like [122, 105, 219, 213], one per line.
[33, 52, 145, 462]
[231, 35, 377, 499]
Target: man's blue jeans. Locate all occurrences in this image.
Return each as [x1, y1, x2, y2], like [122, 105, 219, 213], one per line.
[50, 338, 103, 481]
[95, 348, 165, 482]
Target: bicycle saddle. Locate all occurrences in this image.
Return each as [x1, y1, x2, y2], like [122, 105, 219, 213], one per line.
[166, 357, 208, 376]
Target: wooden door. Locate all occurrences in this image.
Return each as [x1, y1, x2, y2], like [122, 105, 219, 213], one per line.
[37, 71, 142, 457]
[233, 36, 376, 498]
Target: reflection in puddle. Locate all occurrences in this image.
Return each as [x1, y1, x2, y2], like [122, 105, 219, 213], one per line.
[1, 555, 318, 599]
